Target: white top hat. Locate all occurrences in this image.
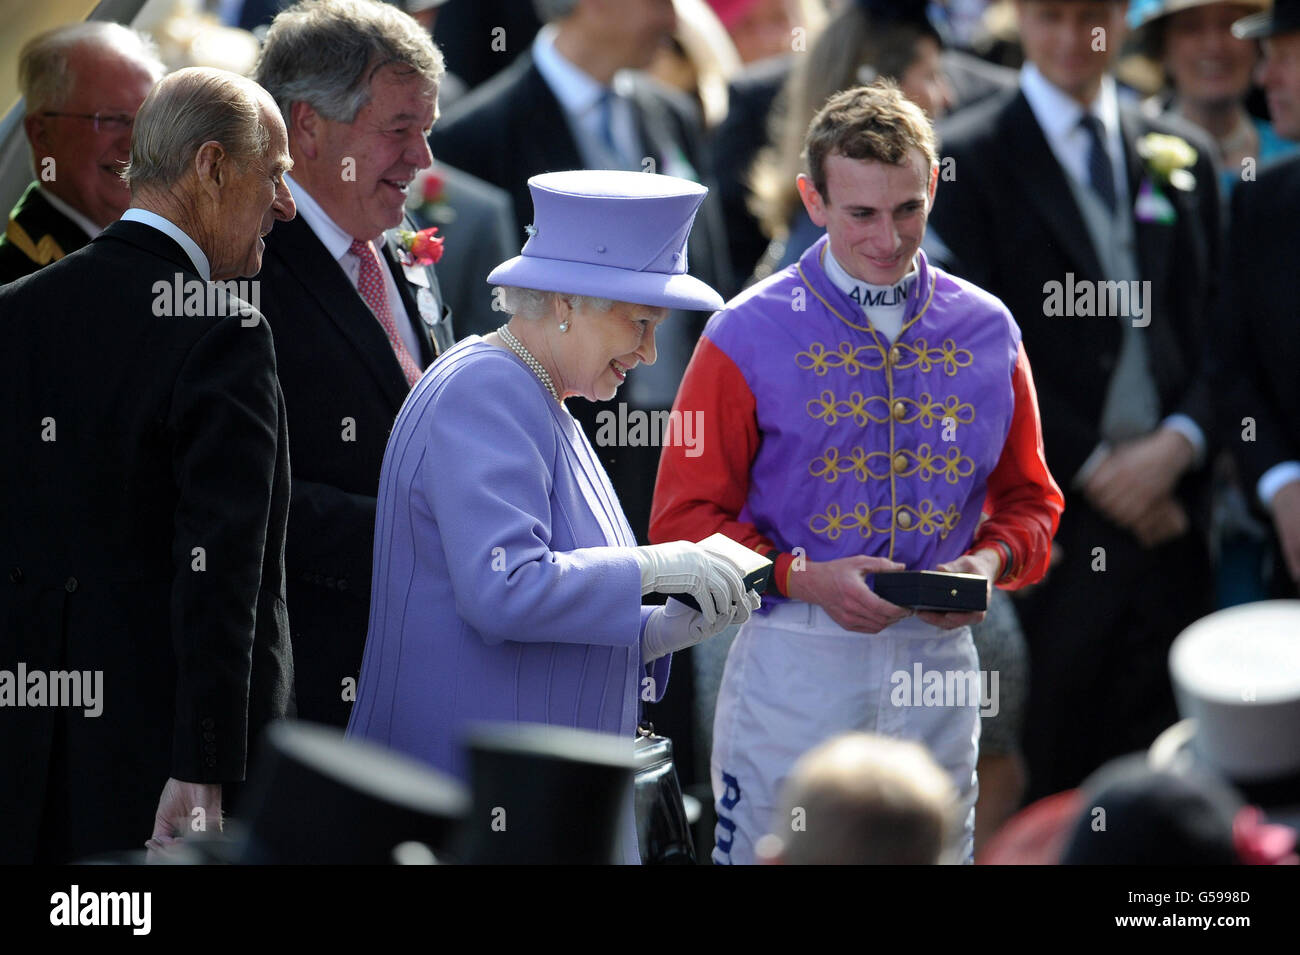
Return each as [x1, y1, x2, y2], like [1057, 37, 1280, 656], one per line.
[1163, 601, 1300, 785]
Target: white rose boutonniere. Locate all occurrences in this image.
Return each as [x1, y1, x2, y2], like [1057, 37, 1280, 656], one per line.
[1137, 133, 1198, 192]
[1134, 133, 1197, 224]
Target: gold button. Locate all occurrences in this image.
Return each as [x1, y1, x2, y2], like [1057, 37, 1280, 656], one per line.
[893, 453, 907, 473]
[950, 588, 958, 597]
[888, 346, 901, 366]
[897, 511, 912, 529]
[893, 401, 906, 420]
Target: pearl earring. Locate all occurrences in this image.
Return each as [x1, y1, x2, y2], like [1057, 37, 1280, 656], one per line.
[559, 320, 570, 333]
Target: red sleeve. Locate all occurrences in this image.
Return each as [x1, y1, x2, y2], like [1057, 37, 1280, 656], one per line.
[649, 336, 797, 596]
[967, 342, 1064, 589]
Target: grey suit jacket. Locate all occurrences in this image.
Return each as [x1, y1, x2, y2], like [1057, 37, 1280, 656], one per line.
[413, 162, 518, 340]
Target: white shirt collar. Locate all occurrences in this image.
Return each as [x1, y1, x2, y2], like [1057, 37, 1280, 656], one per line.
[120, 208, 211, 280]
[1020, 62, 1121, 147]
[532, 23, 614, 114]
[40, 187, 103, 240]
[823, 246, 917, 303]
[285, 173, 357, 261]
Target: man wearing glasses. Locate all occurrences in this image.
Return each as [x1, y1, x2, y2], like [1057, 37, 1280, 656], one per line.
[0, 22, 164, 284]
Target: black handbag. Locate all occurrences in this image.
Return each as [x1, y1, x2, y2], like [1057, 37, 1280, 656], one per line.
[633, 721, 697, 864]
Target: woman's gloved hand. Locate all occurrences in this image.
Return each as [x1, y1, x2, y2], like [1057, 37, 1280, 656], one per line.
[642, 589, 763, 663]
[631, 541, 749, 624]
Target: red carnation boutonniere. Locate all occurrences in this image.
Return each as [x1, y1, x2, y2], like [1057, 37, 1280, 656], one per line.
[396, 227, 444, 267]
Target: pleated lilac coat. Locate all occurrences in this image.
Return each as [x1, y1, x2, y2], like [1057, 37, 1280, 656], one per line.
[347, 337, 671, 861]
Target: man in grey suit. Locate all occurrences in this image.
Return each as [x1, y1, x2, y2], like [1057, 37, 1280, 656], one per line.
[407, 161, 518, 340]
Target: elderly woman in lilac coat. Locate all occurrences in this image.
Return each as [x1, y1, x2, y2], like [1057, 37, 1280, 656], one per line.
[347, 171, 756, 862]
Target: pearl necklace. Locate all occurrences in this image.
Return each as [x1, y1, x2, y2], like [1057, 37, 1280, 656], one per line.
[497, 324, 559, 401]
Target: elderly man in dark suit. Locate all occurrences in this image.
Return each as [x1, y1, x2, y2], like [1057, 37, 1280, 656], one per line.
[0, 66, 296, 863]
[928, 0, 1220, 801]
[1218, 0, 1300, 598]
[251, 0, 451, 728]
[0, 22, 163, 284]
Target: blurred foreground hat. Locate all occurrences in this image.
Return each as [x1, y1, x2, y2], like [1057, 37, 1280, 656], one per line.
[1234, 0, 1300, 37]
[456, 722, 636, 864]
[234, 721, 469, 864]
[1129, 0, 1267, 31]
[1153, 601, 1300, 814]
[855, 0, 944, 44]
[982, 600, 1300, 867]
[1059, 755, 1243, 864]
[487, 170, 725, 312]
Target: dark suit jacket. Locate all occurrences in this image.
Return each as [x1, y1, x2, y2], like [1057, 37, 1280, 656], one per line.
[0, 183, 92, 285]
[1216, 155, 1300, 593]
[429, 51, 732, 299]
[255, 213, 450, 728]
[930, 89, 1220, 493]
[711, 54, 793, 292]
[0, 220, 293, 863]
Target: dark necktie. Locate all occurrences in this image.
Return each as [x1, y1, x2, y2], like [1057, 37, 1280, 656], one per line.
[597, 89, 621, 165]
[1079, 113, 1117, 213]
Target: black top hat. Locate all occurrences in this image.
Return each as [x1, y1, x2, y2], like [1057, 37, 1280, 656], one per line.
[455, 722, 636, 865]
[233, 720, 469, 864]
[1060, 755, 1244, 865]
[1234, 0, 1300, 38]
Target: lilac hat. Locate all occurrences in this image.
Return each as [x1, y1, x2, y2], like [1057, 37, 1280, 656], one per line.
[486, 170, 725, 312]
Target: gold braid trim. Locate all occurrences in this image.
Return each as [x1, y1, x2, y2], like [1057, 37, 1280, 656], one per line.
[6, 218, 65, 266]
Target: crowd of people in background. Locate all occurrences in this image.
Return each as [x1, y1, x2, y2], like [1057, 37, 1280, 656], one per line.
[1, 0, 1298, 865]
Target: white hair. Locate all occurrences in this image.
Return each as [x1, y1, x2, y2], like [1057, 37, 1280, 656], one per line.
[125, 68, 271, 192]
[19, 22, 165, 115]
[497, 286, 616, 319]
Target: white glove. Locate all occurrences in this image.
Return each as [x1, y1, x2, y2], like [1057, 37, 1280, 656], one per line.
[631, 541, 749, 625]
[642, 589, 762, 663]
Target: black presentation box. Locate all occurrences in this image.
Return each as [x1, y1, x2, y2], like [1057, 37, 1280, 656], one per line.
[871, 570, 988, 612]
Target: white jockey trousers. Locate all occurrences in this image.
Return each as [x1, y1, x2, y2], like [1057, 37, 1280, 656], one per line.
[710, 600, 981, 864]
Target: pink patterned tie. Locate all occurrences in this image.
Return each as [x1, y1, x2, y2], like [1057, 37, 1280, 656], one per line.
[349, 238, 423, 387]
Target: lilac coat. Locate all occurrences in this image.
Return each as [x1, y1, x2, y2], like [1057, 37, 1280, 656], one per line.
[347, 338, 671, 857]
